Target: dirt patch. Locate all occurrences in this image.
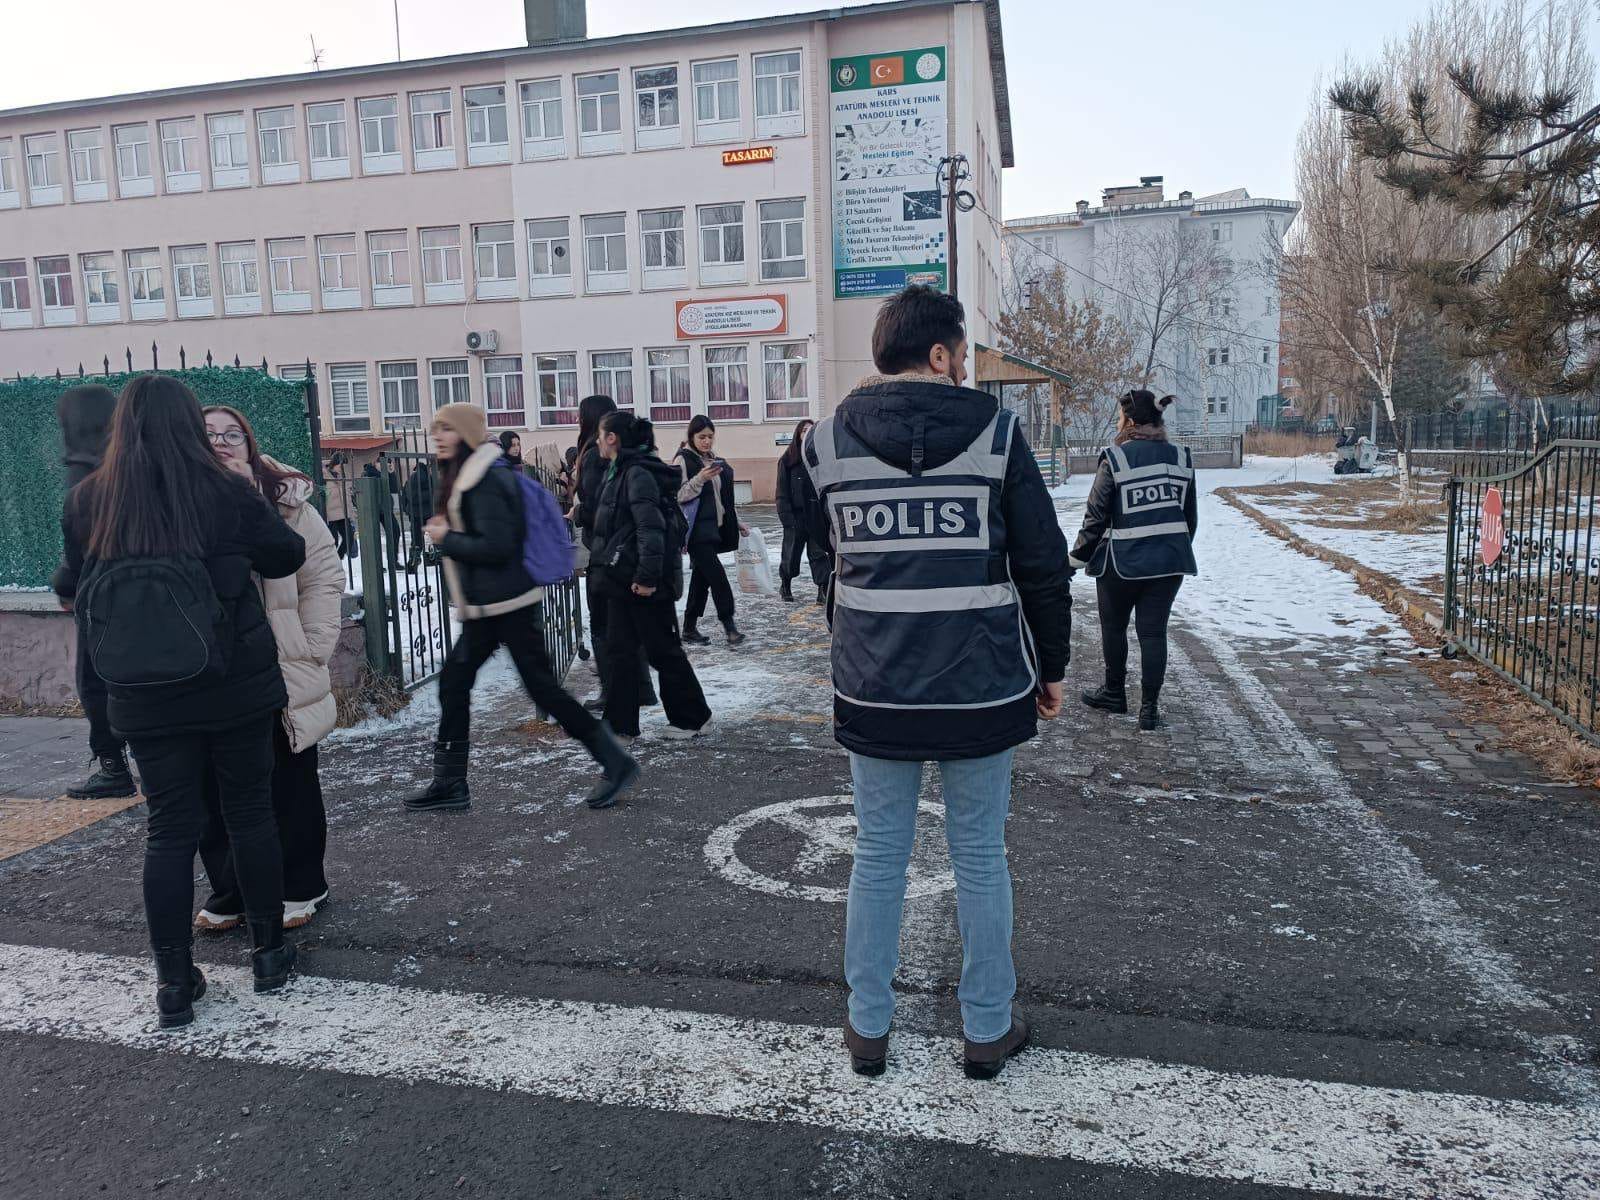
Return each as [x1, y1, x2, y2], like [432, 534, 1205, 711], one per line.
[0, 696, 83, 720]
[1235, 476, 1446, 533]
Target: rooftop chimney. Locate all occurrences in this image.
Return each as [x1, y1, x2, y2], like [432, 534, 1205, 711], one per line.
[526, 0, 586, 44]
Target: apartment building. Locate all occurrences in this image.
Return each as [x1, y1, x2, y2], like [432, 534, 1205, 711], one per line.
[0, 0, 1012, 497]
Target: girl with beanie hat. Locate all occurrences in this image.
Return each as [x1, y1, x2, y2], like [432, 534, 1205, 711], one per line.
[406, 404, 639, 812]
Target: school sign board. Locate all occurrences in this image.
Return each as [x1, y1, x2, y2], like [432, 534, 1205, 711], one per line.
[829, 46, 948, 299]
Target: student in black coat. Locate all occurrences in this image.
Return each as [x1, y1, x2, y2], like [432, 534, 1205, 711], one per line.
[57, 375, 307, 1028]
[775, 418, 832, 604]
[673, 415, 748, 646]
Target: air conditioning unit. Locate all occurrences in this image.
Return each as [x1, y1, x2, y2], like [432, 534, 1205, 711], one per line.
[466, 330, 499, 355]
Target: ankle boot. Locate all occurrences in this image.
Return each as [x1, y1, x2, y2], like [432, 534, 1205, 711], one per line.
[404, 740, 471, 811]
[249, 919, 297, 993]
[780, 579, 795, 602]
[1139, 690, 1162, 731]
[682, 625, 711, 646]
[152, 943, 207, 1030]
[68, 753, 137, 800]
[1080, 684, 1128, 714]
[581, 723, 642, 810]
[724, 623, 746, 646]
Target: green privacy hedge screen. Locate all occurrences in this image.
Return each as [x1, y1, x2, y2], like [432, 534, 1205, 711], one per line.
[0, 368, 313, 589]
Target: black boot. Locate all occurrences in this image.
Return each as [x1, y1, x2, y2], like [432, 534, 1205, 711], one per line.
[152, 944, 207, 1030]
[724, 623, 746, 647]
[249, 919, 297, 994]
[1139, 691, 1162, 731]
[780, 579, 795, 602]
[67, 753, 136, 800]
[584, 692, 607, 714]
[816, 585, 828, 606]
[1080, 685, 1128, 714]
[404, 740, 471, 811]
[682, 625, 711, 646]
[581, 723, 641, 810]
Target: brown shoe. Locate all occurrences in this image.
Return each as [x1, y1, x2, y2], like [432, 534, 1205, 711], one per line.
[962, 1009, 1031, 1080]
[844, 1022, 888, 1077]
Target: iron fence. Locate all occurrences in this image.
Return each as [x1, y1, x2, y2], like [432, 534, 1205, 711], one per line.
[1444, 439, 1600, 742]
[1404, 402, 1599, 478]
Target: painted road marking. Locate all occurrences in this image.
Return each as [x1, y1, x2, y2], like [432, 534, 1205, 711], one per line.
[1, 942, 1595, 1199]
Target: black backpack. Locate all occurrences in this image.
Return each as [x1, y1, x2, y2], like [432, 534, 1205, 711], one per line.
[77, 556, 232, 688]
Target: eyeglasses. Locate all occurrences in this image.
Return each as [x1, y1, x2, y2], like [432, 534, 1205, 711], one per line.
[207, 429, 247, 447]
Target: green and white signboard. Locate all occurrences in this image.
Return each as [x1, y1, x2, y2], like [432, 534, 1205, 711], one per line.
[829, 45, 948, 298]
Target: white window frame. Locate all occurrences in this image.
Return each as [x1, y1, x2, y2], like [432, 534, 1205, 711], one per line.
[754, 51, 803, 137]
[317, 234, 360, 310]
[24, 134, 62, 204]
[472, 222, 517, 300]
[38, 257, 74, 323]
[692, 58, 741, 143]
[421, 226, 466, 304]
[410, 90, 457, 170]
[171, 245, 213, 317]
[306, 102, 350, 178]
[758, 198, 806, 281]
[576, 71, 623, 156]
[330, 363, 372, 434]
[112, 124, 154, 197]
[591, 350, 635, 411]
[380, 361, 422, 428]
[484, 355, 526, 429]
[207, 113, 250, 187]
[582, 213, 628, 293]
[429, 358, 472, 409]
[1262, 345, 1272, 365]
[1212, 221, 1233, 243]
[125, 249, 164, 320]
[640, 207, 686, 289]
[762, 342, 810, 421]
[519, 78, 565, 160]
[368, 231, 412, 306]
[464, 84, 510, 165]
[159, 119, 200, 192]
[705, 344, 751, 422]
[68, 128, 107, 201]
[0, 259, 32, 328]
[526, 217, 572, 298]
[81, 252, 119, 322]
[535, 352, 580, 427]
[0, 139, 17, 207]
[358, 96, 402, 174]
[256, 107, 298, 183]
[219, 241, 261, 315]
[267, 238, 311, 311]
[698, 202, 746, 285]
[633, 65, 681, 150]
[647, 347, 693, 425]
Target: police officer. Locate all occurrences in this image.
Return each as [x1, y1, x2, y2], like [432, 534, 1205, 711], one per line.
[1069, 389, 1199, 731]
[805, 285, 1072, 1082]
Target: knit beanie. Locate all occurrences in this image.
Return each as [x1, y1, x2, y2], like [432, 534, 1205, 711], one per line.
[432, 403, 489, 449]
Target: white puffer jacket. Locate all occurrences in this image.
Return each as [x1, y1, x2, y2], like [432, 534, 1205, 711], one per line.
[260, 459, 345, 752]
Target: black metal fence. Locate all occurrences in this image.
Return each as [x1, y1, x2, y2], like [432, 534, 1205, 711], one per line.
[1403, 401, 1600, 477]
[1444, 439, 1600, 742]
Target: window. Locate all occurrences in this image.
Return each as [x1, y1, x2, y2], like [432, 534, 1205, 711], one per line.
[368, 231, 411, 303]
[582, 213, 627, 290]
[698, 203, 745, 284]
[159, 118, 199, 189]
[267, 238, 310, 310]
[207, 113, 249, 185]
[1206, 346, 1231, 367]
[693, 59, 740, 140]
[411, 91, 454, 150]
[763, 342, 809, 420]
[68, 129, 104, 184]
[359, 97, 401, 171]
[422, 226, 465, 302]
[759, 199, 805, 280]
[536, 353, 580, 426]
[519, 78, 564, 157]
[484, 356, 525, 428]
[647, 348, 692, 424]
[430, 358, 471, 408]
[577, 71, 622, 154]
[1212, 221, 1233, 243]
[172, 246, 211, 300]
[526, 217, 571, 296]
[591, 350, 634, 410]
[307, 102, 348, 170]
[330, 364, 371, 433]
[705, 345, 750, 421]
[125, 249, 164, 315]
[472, 222, 516, 299]
[1262, 345, 1272, 365]
[24, 134, 60, 194]
[220, 242, 260, 311]
[754, 52, 802, 135]
[640, 208, 685, 283]
[464, 85, 509, 163]
[113, 124, 153, 194]
[317, 234, 358, 291]
[256, 108, 294, 163]
[1219, 396, 1229, 414]
[0, 139, 14, 198]
[380, 361, 422, 428]
[1205, 396, 1216, 415]
[634, 66, 680, 148]
[37, 255, 72, 313]
[0, 260, 30, 312]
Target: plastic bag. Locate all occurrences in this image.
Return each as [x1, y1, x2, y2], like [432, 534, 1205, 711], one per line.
[736, 527, 777, 595]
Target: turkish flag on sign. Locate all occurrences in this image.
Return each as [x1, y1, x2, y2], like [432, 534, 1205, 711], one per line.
[1481, 486, 1504, 567]
[869, 56, 905, 85]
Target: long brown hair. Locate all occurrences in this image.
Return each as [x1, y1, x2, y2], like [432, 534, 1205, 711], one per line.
[780, 418, 813, 468]
[82, 375, 243, 559]
[202, 404, 307, 505]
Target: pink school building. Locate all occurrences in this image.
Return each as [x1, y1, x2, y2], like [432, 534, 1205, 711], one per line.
[0, 0, 1012, 499]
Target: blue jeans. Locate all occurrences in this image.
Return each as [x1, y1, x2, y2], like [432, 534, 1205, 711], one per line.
[844, 749, 1017, 1043]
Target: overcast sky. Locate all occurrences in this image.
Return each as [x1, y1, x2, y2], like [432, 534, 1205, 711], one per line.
[3, 0, 1583, 218]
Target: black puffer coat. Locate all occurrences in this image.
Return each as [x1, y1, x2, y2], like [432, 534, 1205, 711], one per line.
[591, 448, 685, 600]
[437, 443, 542, 618]
[674, 446, 739, 552]
[59, 475, 306, 738]
[775, 456, 821, 530]
[571, 442, 606, 549]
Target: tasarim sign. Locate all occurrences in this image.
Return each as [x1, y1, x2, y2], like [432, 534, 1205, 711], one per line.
[722, 146, 775, 166]
[675, 295, 788, 339]
[829, 46, 948, 299]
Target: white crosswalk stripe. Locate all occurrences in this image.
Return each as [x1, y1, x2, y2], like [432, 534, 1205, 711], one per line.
[1, 943, 1596, 1198]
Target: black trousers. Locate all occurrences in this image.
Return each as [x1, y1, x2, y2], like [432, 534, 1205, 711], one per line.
[328, 519, 358, 560]
[1096, 571, 1184, 696]
[602, 593, 712, 738]
[199, 718, 328, 912]
[684, 541, 736, 629]
[585, 570, 654, 701]
[437, 609, 599, 745]
[74, 635, 122, 759]
[779, 525, 831, 589]
[127, 716, 282, 948]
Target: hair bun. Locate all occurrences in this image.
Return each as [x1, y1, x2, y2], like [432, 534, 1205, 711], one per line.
[1158, 394, 1176, 409]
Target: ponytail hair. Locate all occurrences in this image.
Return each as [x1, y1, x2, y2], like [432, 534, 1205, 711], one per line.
[600, 410, 656, 452]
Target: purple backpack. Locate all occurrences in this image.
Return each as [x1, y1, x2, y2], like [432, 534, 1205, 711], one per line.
[499, 462, 576, 585]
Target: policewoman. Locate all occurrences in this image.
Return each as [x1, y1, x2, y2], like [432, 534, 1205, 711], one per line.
[804, 285, 1072, 1082]
[1070, 389, 1198, 731]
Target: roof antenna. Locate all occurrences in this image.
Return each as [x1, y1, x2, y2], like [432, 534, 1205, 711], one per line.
[307, 34, 325, 72]
[393, 0, 402, 60]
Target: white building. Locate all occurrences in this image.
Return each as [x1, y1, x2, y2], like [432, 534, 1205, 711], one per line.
[1004, 178, 1298, 436]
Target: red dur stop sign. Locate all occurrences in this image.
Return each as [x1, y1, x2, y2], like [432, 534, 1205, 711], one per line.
[1481, 486, 1504, 567]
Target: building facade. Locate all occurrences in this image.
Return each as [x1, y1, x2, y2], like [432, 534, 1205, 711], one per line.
[0, 0, 1011, 498]
[1004, 180, 1298, 437]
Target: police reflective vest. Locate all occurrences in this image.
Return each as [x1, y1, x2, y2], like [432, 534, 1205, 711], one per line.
[1086, 438, 1198, 580]
[805, 408, 1038, 711]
